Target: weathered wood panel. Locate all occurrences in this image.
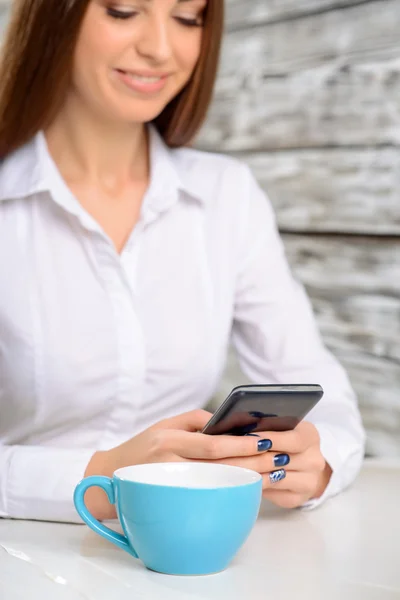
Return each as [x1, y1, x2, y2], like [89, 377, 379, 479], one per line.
[220, 0, 400, 77]
[283, 235, 400, 361]
[239, 148, 400, 235]
[202, 0, 400, 155]
[200, 2, 400, 152]
[340, 354, 400, 455]
[225, 0, 376, 28]
[198, 61, 400, 150]
[0, 3, 9, 33]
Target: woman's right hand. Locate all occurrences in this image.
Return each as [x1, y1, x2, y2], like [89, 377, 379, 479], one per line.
[84, 409, 269, 520]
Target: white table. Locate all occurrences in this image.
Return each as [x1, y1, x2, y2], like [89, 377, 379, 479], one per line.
[0, 459, 399, 600]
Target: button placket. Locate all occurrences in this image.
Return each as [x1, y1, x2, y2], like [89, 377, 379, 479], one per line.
[96, 236, 146, 449]
[94, 185, 178, 448]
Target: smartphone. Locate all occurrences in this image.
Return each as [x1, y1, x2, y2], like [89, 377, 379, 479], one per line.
[202, 384, 324, 436]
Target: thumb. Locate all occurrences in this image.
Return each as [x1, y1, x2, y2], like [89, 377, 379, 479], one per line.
[153, 409, 213, 433]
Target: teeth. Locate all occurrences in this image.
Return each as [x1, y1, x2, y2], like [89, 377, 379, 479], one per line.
[126, 73, 162, 83]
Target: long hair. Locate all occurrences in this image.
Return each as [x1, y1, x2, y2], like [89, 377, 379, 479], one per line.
[0, 0, 224, 158]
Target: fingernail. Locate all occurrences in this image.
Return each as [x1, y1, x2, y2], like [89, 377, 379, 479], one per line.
[269, 469, 286, 484]
[258, 439, 272, 452]
[245, 433, 261, 437]
[274, 453, 290, 467]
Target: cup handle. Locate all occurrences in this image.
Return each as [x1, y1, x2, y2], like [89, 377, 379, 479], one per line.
[73, 475, 138, 558]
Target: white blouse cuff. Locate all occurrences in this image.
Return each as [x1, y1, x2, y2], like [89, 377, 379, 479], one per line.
[2, 445, 95, 523]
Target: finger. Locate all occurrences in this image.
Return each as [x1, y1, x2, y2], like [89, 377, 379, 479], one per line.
[262, 470, 320, 496]
[266, 446, 325, 473]
[257, 421, 320, 454]
[152, 409, 213, 432]
[163, 430, 272, 461]
[210, 451, 290, 473]
[204, 441, 324, 475]
[262, 489, 309, 509]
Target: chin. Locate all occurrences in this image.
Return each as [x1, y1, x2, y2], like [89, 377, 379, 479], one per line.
[106, 96, 171, 124]
[114, 108, 163, 125]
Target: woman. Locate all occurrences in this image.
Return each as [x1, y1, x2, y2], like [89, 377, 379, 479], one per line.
[0, 0, 365, 523]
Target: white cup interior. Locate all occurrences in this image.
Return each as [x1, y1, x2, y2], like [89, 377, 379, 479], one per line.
[114, 463, 261, 489]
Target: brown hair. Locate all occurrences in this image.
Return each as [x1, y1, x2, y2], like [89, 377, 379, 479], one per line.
[0, 0, 224, 158]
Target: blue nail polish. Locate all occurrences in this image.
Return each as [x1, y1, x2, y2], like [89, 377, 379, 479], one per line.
[245, 433, 261, 437]
[257, 439, 272, 452]
[274, 453, 290, 467]
[269, 469, 286, 484]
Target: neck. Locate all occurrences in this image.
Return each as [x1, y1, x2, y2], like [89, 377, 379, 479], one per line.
[44, 93, 149, 191]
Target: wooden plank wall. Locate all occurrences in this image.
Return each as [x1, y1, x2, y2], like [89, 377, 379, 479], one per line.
[1, 0, 399, 455]
[197, 0, 400, 456]
[0, 0, 8, 33]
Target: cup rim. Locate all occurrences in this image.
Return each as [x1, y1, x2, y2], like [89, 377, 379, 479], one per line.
[113, 462, 262, 489]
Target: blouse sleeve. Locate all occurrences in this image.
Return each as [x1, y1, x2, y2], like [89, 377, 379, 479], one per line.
[0, 444, 94, 522]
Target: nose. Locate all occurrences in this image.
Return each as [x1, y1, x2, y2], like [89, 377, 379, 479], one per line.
[135, 14, 173, 64]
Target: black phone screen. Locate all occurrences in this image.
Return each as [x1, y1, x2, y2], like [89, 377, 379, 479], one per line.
[202, 385, 324, 435]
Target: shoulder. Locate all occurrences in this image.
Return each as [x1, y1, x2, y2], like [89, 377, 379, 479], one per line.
[0, 135, 41, 202]
[170, 146, 258, 208]
[170, 146, 277, 253]
[172, 145, 241, 171]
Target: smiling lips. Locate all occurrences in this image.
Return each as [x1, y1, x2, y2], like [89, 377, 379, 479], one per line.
[115, 69, 169, 94]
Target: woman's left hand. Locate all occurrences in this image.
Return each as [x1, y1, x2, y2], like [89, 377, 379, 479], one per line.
[218, 421, 332, 509]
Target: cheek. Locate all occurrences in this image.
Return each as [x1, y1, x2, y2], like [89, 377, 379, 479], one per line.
[75, 32, 114, 71]
[175, 33, 203, 74]
[74, 10, 131, 77]
[72, 25, 131, 103]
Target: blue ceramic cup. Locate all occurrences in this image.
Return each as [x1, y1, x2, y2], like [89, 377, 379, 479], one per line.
[74, 462, 262, 576]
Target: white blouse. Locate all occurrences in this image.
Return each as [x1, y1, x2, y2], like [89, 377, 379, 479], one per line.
[0, 127, 365, 522]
